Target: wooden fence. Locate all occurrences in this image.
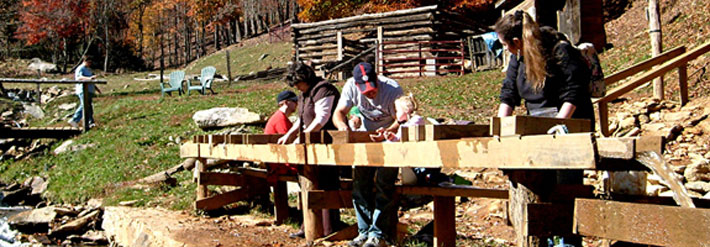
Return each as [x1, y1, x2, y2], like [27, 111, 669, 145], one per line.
[378, 40, 464, 78]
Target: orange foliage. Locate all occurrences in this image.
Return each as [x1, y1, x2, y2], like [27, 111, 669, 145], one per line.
[15, 0, 90, 46]
[296, 0, 496, 22]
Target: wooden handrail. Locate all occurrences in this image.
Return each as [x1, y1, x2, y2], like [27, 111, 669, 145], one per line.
[597, 41, 710, 136]
[603, 46, 686, 87]
[0, 78, 107, 84]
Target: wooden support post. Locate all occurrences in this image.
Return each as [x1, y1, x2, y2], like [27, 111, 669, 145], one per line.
[678, 62, 688, 106]
[300, 165, 323, 243]
[195, 158, 208, 202]
[81, 83, 90, 132]
[36, 83, 41, 106]
[648, 0, 664, 100]
[273, 181, 289, 225]
[433, 196, 456, 247]
[507, 170, 554, 247]
[598, 102, 610, 137]
[336, 31, 344, 80]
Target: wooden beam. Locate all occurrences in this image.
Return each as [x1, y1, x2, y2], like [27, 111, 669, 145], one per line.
[195, 159, 208, 201]
[491, 116, 591, 137]
[181, 133, 599, 169]
[273, 181, 289, 225]
[308, 186, 508, 209]
[573, 199, 710, 246]
[194, 187, 251, 211]
[300, 165, 324, 243]
[244, 134, 283, 144]
[424, 124, 490, 141]
[326, 130, 377, 144]
[598, 102, 610, 137]
[0, 78, 107, 84]
[198, 172, 245, 186]
[596, 138, 635, 159]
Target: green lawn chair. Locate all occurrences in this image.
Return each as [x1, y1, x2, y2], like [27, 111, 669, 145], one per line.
[187, 66, 216, 95]
[160, 71, 186, 98]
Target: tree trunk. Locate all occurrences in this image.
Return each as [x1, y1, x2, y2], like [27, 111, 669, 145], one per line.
[138, 5, 146, 57]
[215, 24, 221, 50]
[160, 31, 165, 85]
[648, 0, 664, 99]
[201, 22, 206, 56]
[62, 38, 68, 73]
[104, 21, 110, 72]
[174, 16, 180, 65]
[235, 20, 242, 42]
[183, 18, 190, 64]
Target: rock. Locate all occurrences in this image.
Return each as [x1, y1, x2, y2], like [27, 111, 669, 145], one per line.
[685, 181, 710, 193]
[58, 103, 77, 111]
[684, 158, 710, 182]
[670, 164, 687, 174]
[119, 200, 139, 206]
[646, 184, 668, 196]
[646, 102, 664, 112]
[666, 125, 684, 141]
[705, 192, 710, 199]
[658, 190, 675, 197]
[22, 104, 44, 119]
[50, 209, 100, 236]
[638, 114, 650, 124]
[53, 140, 74, 155]
[28, 234, 52, 244]
[1, 186, 31, 205]
[649, 111, 662, 121]
[623, 127, 640, 137]
[192, 107, 263, 129]
[664, 111, 692, 122]
[1, 111, 12, 118]
[27, 58, 57, 73]
[87, 198, 103, 208]
[46, 85, 61, 95]
[22, 176, 48, 195]
[258, 54, 269, 60]
[67, 230, 108, 245]
[8, 207, 58, 232]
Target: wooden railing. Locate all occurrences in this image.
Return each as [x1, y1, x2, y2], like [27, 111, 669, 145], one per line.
[596, 41, 710, 137]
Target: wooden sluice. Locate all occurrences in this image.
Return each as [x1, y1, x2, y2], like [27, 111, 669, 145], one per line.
[180, 116, 710, 247]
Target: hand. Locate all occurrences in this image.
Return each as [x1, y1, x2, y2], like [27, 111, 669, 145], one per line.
[369, 132, 385, 142]
[277, 134, 291, 144]
[337, 126, 349, 131]
[375, 127, 386, 134]
[383, 131, 397, 141]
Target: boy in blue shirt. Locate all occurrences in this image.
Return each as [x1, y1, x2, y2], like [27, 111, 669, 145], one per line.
[68, 56, 102, 128]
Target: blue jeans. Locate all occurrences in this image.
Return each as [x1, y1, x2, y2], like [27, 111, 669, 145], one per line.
[352, 166, 398, 240]
[72, 93, 94, 124]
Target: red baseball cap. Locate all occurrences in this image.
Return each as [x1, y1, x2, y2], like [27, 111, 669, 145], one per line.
[353, 62, 377, 94]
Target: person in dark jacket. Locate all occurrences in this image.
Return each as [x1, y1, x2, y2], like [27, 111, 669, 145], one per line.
[277, 62, 344, 238]
[495, 11, 594, 129]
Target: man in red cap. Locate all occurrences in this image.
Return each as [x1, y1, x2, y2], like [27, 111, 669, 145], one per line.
[332, 62, 403, 247]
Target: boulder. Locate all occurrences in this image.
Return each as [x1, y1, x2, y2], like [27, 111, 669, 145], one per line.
[646, 184, 668, 196]
[22, 104, 45, 119]
[685, 181, 710, 193]
[192, 107, 263, 129]
[663, 111, 692, 122]
[27, 58, 57, 73]
[50, 209, 100, 236]
[58, 103, 77, 111]
[684, 158, 710, 182]
[8, 207, 58, 232]
[22, 176, 49, 195]
[53, 140, 74, 155]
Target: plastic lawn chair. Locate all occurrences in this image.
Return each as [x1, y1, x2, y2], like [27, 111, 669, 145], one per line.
[160, 71, 186, 98]
[187, 66, 216, 95]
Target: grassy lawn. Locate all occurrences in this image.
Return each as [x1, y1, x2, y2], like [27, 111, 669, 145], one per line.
[1, 58, 505, 209]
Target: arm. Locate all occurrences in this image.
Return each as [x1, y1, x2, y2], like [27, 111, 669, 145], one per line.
[555, 43, 588, 119]
[277, 118, 300, 144]
[304, 96, 335, 132]
[497, 103, 514, 117]
[556, 102, 576, 118]
[333, 102, 351, 131]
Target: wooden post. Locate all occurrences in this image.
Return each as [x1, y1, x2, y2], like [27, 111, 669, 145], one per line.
[35, 70, 41, 106]
[507, 170, 553, 247]
[195, 158, 208, 202]
[648, 0, 664, 100]
[300, 165, 323, 243]
[678, 62, 688, 106]
[226, 49, 232, 87]
[598, 102, 610, 137]
[81, 83, 90, 132]
[273, 181, 289, 225]
[433, 196, 456, 247]
[377, 26, 383, 74]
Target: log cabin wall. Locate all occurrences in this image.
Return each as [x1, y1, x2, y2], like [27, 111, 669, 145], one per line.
[291, 5, 486, 78]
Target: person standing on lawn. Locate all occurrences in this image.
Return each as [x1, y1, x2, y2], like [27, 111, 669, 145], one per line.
[68, 55, 101, 129]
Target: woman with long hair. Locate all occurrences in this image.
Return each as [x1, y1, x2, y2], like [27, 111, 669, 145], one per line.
[495, 11, 594, 128]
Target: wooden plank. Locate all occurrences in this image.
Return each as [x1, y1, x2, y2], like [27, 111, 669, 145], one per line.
[600, 46, 685, 88]
[181, 134, 598, 169]
[195, 159, 208, 201]
[425, 124, 490, 141]
[573, 199, 710, 246]
[198, 172, 245, 186]
[400, 126, 409, 142]
[0, 78, 107, 84]
[492, 116, 592, 137]
[326, 130, 377, 144]
[679, 62, 689, 105]
[596, 138, 635, 159]
[634, 136, 663, 155]
[507, 170, 550, 247]
[194, 187, 251, 211]
[244, 134, 283, 144]
[291, 5, 437, 29]
[226, 134, 244, 144]
[490, 117, 501, 137]
[433, 196, 456, 247]
[599, 41, 710, 103]
[598, 102, 610, 137]
[300, 165, 324, 243]
[399, 185, 508, 199]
